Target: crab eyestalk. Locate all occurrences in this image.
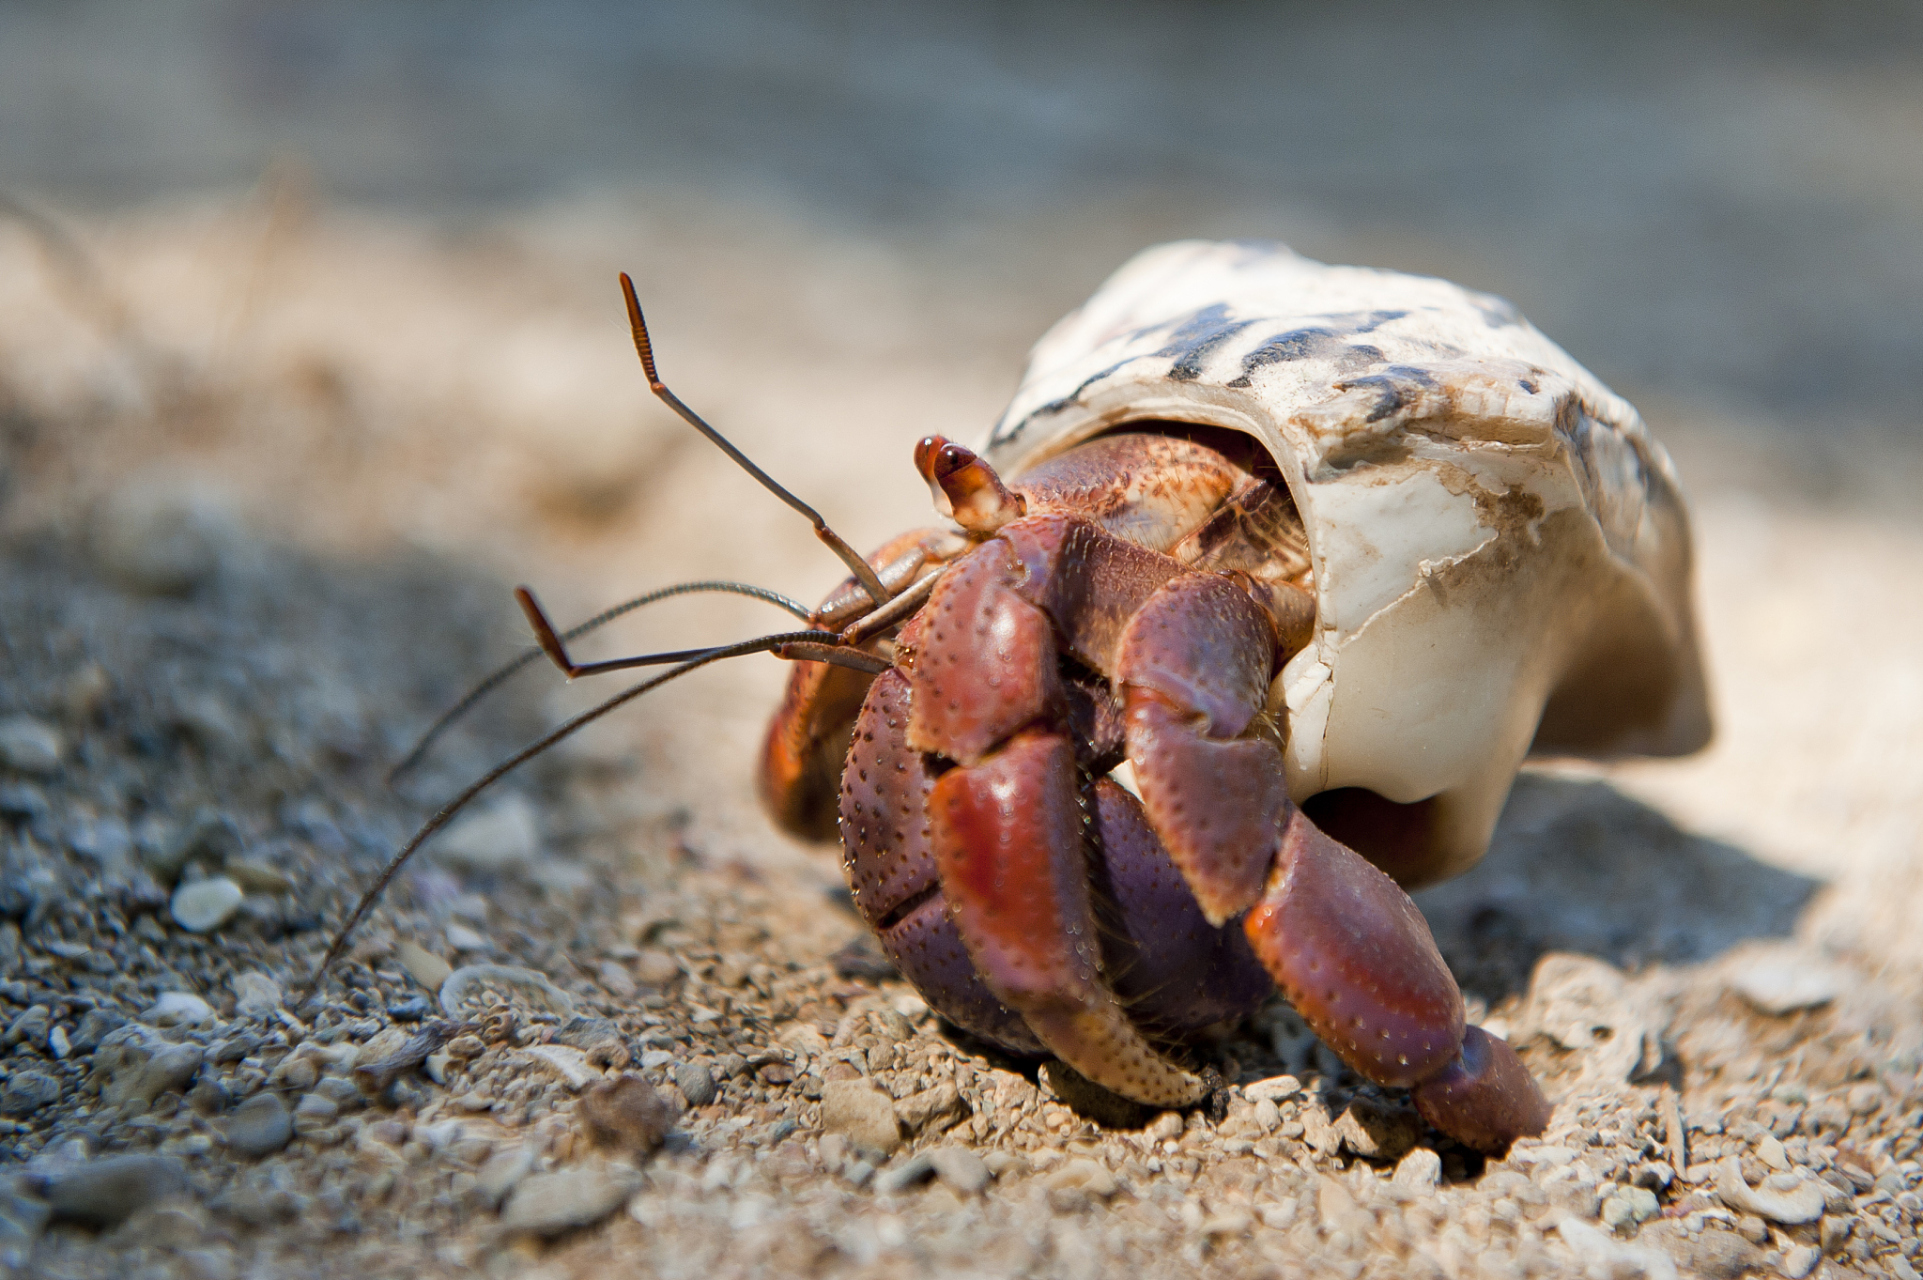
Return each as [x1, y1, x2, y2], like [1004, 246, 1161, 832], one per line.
[915, 435, 1026, 535]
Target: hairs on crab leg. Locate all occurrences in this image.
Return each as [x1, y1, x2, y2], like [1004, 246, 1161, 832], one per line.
[302, 625, 881, 1004]
[386, 579, 812, 783]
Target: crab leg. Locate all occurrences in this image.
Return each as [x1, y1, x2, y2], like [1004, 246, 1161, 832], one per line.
[839, 665, 1041, 1051]
[905, 529, 1210, 1104]
[929, 730, 1209, 1106]
[1113, 574, 1291, 924]
[1099, 554, 1548, 1150]
[759, 529, 949, 840]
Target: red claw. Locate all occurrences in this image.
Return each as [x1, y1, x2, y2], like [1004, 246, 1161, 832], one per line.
[1244, 808, 1465, 1089]
[931, 730, 1209, 1106]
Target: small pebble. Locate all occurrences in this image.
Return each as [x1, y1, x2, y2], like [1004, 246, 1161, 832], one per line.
[1727, 957, 1844, 1016]
[386, 996, 432, 1023]
[145, 991, 217, 1026]
[0, 1071, 60, 1116]
[895, 1081, 964, 1135]
[4, 1006, 50, 1048]
[293, 1093, 338, 1123]
[44, 1155, 188, 1228]
[433, 795, 539, 875]
[224, 1094, 292, 1158]
[62, 663, 110, 721]
[171, 877, 245, 934]
[444, 922, 487, 952]
[0, 717, 63, 777]
[577, 1074, 676, 1153]
[271, 1056, 319, 1091]
[1781, 1243, 1820, 1279]
[632, 950, 681, 988]
[224, 859, 293, 894]
[477, 1145, 535, 1208]
[673, 1062, 717, 1107]
[820, 1079, 901, 1159]
[499, 1165, 640, 1236]
[394, 942, 453, 993]
[1042, 1158, 1117, 1208]
[231, 972, 281, 1020]
[1243, 1074, 1303, 1104]
[596, 959, 637, 999]
[875, 1152, 936, 1194]
[927, 1146, 990, 1195]
[1392, 1147, 1442, 1196]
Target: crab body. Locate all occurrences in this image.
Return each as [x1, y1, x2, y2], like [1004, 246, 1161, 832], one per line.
[759, 241, 1708, 1153]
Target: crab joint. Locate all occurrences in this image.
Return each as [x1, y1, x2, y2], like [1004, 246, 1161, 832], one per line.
[915, 436, 1025, 535]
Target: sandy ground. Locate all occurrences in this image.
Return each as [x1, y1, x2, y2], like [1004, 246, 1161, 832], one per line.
[0, 194, 1919, 1279]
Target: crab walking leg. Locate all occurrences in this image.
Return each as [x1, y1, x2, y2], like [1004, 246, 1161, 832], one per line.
[759, 657, 876, 840]
[1087, 779, 1274, 1038]
[838, 666, 1041, 1052]
[1243, 808, 1550, 1151]
[930, 730, 1210, 1106]
[1113, 573, 1291, 925]
[759, 528, 955, 839]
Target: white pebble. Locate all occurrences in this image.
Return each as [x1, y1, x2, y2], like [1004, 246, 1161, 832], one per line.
[433, 795, 539, 874]
[1392, 1147, 1442, 1196]
[231, 971, 282, 1019]
[0, 717, 64, 777]
[171, 876, 244, 933]
[444, 922, 488, 952]
[395, 941, 453, 992]
[1727, 956, 1844, 1016]
[143, 991, 215, 1027]
[1243, 1074, 1302, 1104]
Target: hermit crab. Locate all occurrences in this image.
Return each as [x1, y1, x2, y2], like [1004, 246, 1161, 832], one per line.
[324, 240, 1710, 1157]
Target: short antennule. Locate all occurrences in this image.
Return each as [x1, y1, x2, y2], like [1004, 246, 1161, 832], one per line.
[915, 435, 1025, 535]
[618, 272, 888, 607]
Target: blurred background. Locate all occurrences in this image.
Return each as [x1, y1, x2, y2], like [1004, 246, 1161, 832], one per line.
[1, 0, 1919, 978]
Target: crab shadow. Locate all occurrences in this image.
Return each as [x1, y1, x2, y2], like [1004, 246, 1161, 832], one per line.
[1414, 772, 1821, 1005]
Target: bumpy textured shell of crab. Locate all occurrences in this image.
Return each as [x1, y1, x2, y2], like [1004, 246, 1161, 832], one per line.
[986, 240, 1710, 886]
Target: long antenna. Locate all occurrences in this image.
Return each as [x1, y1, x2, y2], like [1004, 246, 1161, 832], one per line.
[386, 579, 810, 783]
[303, 628, 841, 1000]
[619, 272, 888, 607]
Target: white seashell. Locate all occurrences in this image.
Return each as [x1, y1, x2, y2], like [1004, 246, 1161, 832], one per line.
[988, 240, 1710, 880]
[438, 963, 576, 1018]
[1714, 1156, 1826, 1225]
